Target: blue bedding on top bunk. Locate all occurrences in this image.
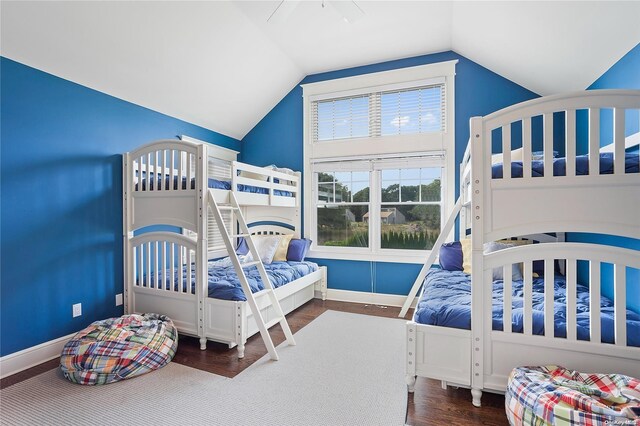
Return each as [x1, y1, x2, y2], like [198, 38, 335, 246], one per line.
[144, 258, 318, 301]
[491, 152, 639, 178]
[414, 269, 640, 347]
[137, 175, 293, 196]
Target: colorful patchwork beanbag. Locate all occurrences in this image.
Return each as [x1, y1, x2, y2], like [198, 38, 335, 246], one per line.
[506, 365, 640, 426]
[60, 313, 178, 385]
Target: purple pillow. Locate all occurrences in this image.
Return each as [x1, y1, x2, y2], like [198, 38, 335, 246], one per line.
[287, 238, 311, 262]
[236, 237, 249, 256]
[439, 241, 463, 271]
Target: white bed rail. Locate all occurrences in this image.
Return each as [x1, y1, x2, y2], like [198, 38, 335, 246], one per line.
[128, 139, 200, 193]
[232, 162, 300, 207]
[471, 90, 640, 241]
[128, 232, 199, 296]
[484, 243, 639, 347]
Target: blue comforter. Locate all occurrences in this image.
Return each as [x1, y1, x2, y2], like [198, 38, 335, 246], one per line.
[492, 152, 639, 178]
[414, 269, 640, 347]
[143, 259, 318, 301]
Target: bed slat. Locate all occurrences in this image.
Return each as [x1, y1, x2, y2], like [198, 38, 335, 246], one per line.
[589, 108, 600, 175]
[522, 118, 532, 179]
[589, 261, 601, 344]
[178, 151, 184, 191]
[614, 264, 626, 346]
[503, 268, 512, 333]
[180, 246, 185, 294]
[565, 109, 576, 177]
[613, 108, 625, 175]
[565, 258, 577, 341]
[146, 242, 151, 288]
[544, 258, 554, 338]
[543, 113, 554, 178]
[170, 243, 175, 292]
[523, 261, 533, 336]
[502, 125, 511, 179]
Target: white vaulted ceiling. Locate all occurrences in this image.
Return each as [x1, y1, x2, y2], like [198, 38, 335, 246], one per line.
[2, 1, 639, 140]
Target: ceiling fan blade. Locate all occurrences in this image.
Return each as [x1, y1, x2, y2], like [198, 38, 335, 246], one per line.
[267, 0, 301, 24]
[328, 1, 365, 24]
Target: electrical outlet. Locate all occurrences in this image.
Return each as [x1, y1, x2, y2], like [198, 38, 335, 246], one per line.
[72, 303, 82, 318]
[115, 293, 123, 306]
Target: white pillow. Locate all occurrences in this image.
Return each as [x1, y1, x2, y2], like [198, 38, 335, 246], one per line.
[483, 241, 523, 281]
[491, 147, 524, 165]
[239, 170, 269, 181]
[245, 235, 282, 265]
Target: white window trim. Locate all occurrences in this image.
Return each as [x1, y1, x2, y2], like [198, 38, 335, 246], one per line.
[302, 61, 457, 264]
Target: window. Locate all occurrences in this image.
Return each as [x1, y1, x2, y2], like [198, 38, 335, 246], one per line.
[312, 83, 446, 143]
[303, 61, 456, 263]
[316, 170, 370, 247]
[379, 167, 442, 250]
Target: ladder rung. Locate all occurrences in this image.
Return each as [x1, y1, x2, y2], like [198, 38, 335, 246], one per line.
[240, 261, 261, 268]
[218, 205, 239, 210]
[264, 316, 284, 330]
[231, 233, 250, 238]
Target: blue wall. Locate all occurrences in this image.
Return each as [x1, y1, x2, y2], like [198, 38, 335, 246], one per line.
[241, 51, 540, 295]
[569, 43, 640, 313]
[0, 57, 240, 356]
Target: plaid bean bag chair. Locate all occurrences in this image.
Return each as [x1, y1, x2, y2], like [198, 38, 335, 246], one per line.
[60, 313, 178, 385]
[506, 366, 640, 426]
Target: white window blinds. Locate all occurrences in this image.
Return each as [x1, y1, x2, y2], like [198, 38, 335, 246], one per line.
[311, 81, 446, 142]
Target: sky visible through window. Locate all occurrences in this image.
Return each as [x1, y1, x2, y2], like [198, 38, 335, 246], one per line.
[316, 86, 443, 141]
[381, 86, 442, 136]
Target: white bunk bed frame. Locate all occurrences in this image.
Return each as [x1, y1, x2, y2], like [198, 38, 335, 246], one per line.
[123, 140, 327, 357]
[401, 90, 640, 407]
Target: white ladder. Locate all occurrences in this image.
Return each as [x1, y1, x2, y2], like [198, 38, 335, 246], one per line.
[208, 191, 296, 361]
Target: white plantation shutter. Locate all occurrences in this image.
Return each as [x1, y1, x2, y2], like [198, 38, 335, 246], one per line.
[311, 81, 445, 142]
[312, 95, 370, 142]
[379, 83, 446, 135]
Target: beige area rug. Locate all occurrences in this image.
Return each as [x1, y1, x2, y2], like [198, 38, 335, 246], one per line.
[0, 310, 407, 425]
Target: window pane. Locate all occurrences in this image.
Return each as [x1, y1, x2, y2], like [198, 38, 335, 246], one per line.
[420, 179, 441, 202]
[401, 180, 420, 202]
[316, 96, 370, 141]
[317, 206, 369, 247]
[381, 182, 399, 202]
[351, 181, 369, 202]
[381, 85, 443, 136]
[318, 183, 334, 202]
[380, 205, 441, 250]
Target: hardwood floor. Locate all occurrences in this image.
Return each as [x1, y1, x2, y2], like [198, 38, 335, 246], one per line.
[1, 299, 509, 425]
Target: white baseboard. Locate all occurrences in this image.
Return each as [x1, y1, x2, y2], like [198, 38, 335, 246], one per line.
[321, 288, 417, 309]
[0, 333, 74, 379]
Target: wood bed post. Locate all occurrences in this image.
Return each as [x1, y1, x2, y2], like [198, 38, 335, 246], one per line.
[196, 144, 208, 350]
[470, 117, 485, 407]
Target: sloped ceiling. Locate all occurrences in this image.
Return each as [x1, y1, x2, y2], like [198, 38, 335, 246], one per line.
[2, 1, 639, 140]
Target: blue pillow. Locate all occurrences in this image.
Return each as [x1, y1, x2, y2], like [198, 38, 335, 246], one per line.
[236, 237, 249, 256]
[287, 238, 311, 262]
[439, 241, 463, 271]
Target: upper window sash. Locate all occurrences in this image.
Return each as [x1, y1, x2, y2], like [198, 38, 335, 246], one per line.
[311, 80, 446, 143]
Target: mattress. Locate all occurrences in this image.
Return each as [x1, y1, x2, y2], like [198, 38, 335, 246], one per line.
[492, 152, 639, 178]
[136, 175, 293, 197]
[414, 269, 640, 347]
[142, 259, 318, 301]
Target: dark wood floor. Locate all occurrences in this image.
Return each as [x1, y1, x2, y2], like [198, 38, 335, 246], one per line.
[1, 299, 508, 425]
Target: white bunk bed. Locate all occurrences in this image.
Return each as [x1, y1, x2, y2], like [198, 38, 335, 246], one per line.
[400, 90, 640, 407]
[123, 139, 327, 358]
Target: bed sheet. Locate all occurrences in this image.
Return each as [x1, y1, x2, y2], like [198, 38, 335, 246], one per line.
[414, 269, 640, 347]
[142, 259, 318, 301]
